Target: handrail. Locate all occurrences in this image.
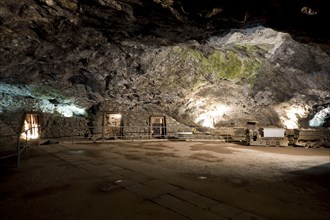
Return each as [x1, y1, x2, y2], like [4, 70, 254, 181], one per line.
[66, 124, 237, 144]
[0, 133, 18, 160]
[0, 126, 40, 168]
[17, 125, 40, 167]
[0, 152, 18, 160]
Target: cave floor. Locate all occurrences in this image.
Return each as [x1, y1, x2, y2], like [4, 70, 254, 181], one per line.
[0, 141, 329, 220]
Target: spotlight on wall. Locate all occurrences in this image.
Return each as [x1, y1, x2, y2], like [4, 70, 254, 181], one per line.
[301, 6, 318, 16]
[282, 106, 307, 129]
[309, 107, 330, 127]
[56, 104, 86, 117]
[195, 104, 230, 128]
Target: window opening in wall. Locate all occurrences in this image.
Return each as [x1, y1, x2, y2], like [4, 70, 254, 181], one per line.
[149, 116, 166, 138]
[20, 113, 40, 140]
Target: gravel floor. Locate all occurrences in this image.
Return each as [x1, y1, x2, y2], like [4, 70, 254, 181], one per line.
[0, 141, 329, 220]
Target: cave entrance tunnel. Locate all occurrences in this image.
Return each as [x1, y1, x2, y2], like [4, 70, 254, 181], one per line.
[103, 112, 123, 139]
[149, 116, 167, 138]
[20, 112, 41, 140]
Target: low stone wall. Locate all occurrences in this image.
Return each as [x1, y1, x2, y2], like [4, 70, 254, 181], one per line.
[0, 112, 90, 140]
[42, 114, 89, 138]
[0, 119, 17, 149]
[1, 109, 194, 142]
[0, 112, 25, 149]
[88, 101, 194, 140]
[90, 111, 194, 139]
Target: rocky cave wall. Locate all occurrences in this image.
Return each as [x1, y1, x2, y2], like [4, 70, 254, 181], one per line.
[0, 0, 330, 140]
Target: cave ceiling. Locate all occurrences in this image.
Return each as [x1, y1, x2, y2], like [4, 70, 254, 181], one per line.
[1, 0, 329, 45]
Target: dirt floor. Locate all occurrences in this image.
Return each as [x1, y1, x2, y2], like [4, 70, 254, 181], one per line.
[0, 141, 329, 220]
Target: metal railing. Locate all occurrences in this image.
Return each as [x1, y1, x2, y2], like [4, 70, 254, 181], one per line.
[0, 126, 40, 168]
[0, 134, 18, 160]
[66, 125, 245, 144]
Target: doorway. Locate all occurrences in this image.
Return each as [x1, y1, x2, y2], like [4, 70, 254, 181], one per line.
[149, 116, 166, 138]
[21, 113, 41, 140]
[103, 113, 123, 139]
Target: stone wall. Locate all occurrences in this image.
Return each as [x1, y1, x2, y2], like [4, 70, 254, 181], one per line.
[0, 105, 197, 143]
[90, 110, 194, 140]
[0, 112, 25, 149]
[89, 101, 194, 140]
[0, 112, 89, 141]
[42, 114, 89, 138]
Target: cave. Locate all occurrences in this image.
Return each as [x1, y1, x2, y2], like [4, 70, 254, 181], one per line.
[0, 1, 330, 220]
[0, 0, 329, 140]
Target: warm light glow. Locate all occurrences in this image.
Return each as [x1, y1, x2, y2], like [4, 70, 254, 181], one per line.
[195, 104, 230, 128]
[105, 113, 122, 127]
[301, 6, 318, 16]
[111, 114, 122, 119]
[281, 106, 307, 129]
[21, 116, 39, 140]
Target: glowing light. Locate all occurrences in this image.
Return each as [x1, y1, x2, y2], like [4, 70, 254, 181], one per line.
[301, 7, 318, 16]
[39, 100, 86, 117]
[281, 106, 307, 129]
[111, 114, 122, 119]
[195, 104, 230, 128]
[105, 114, 122, 126]
[21, 116, 39, 140]
[56, 104, 86, 117]
[309, 107, 330, 127]
[196, 114, 215, 128]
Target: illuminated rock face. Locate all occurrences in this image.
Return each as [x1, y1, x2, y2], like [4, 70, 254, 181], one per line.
[0, 0, 329, 134]
[309, 107, 330, 127]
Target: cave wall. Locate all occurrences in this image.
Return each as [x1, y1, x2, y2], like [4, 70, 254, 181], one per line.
[1, 27, 329, 132]
[41, 114, 88, 138]
[0, 0, 330, 137]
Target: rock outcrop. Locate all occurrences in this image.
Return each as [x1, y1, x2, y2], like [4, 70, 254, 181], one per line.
[0, 0, 329, 137]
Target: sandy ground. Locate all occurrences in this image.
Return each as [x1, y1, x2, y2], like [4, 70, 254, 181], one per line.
[0, 141, 329, 220]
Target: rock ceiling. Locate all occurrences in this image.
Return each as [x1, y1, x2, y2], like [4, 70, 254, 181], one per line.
[0, 0, 329, 128]
[1, 0, 329, 45]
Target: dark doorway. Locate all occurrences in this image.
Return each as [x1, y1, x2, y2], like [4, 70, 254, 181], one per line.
[149, 116, 166, 138]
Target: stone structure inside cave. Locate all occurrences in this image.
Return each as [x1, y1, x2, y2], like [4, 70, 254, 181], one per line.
[0, 0, 329, 143]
